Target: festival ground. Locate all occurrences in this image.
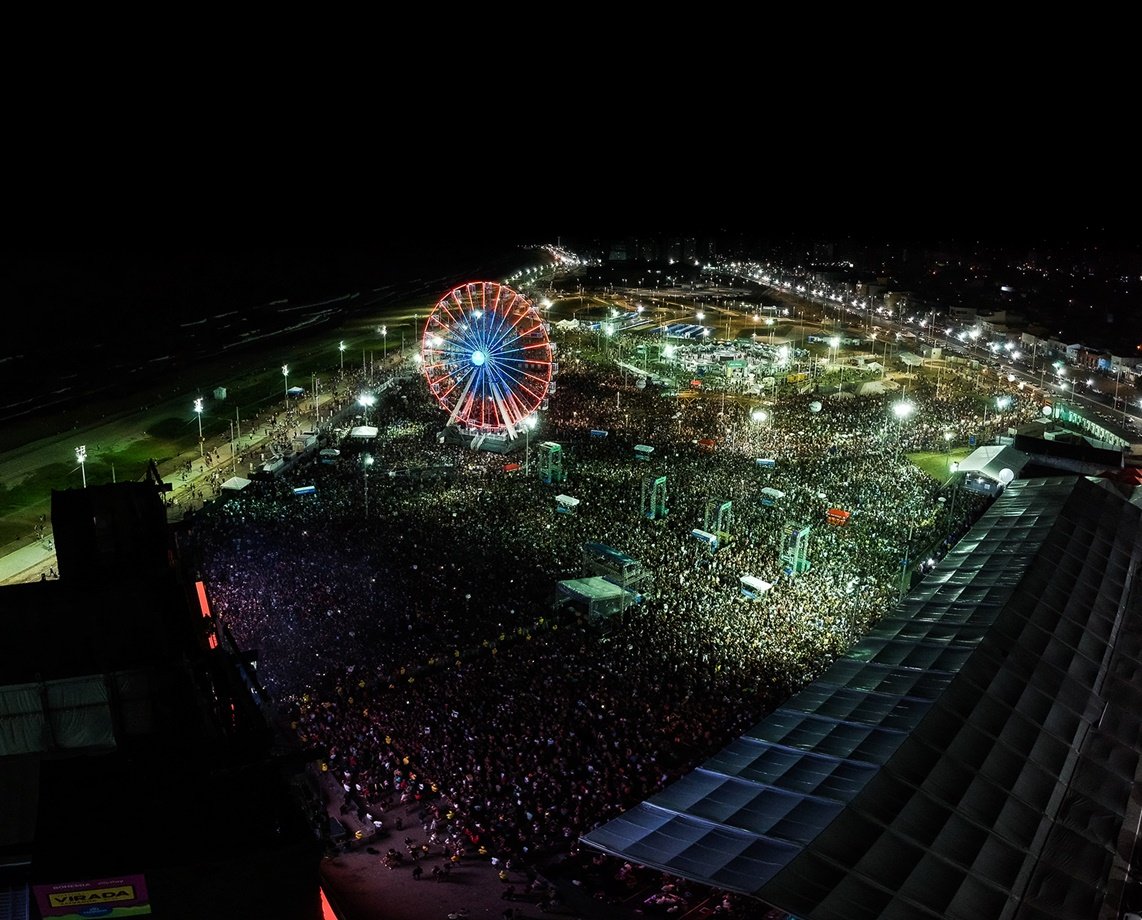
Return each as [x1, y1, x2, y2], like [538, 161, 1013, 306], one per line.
[2, 261, 1018, 920]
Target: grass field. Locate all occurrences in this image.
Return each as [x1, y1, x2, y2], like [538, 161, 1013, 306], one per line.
[0, 301, 415, 556]
[908, 448, 974, 482]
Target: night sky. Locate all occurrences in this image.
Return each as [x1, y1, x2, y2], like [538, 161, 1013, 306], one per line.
[3, 134, 1134, 429]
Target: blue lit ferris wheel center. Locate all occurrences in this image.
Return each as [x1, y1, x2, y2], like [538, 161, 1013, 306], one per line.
[471, 350, 486, 367]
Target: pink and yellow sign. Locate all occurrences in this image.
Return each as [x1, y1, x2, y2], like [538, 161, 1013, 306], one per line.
[33, 874, 151, 918]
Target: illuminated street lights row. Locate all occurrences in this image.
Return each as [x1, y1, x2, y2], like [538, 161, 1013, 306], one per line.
[67, 327, 396, 496]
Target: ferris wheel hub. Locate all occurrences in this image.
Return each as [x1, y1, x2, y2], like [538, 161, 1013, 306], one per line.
[471, 350, 486, 367]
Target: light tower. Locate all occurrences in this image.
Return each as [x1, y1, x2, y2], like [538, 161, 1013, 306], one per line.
[194, 397, 204, 457]
[359, 393, 376, 426]
[362, 454, 373, 519]
[75, 445, 87, 488]
[282, 364, 289, 408]
[523, 415, 537, 474]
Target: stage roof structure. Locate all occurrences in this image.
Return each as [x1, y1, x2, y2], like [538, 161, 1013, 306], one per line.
[581, 476, 1142, 920]
[957, 444, 1030, 485]
[556, 576, 641, 619]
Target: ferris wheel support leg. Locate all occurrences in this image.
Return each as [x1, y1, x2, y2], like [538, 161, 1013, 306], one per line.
[445, 373, 477, 429]
[492, 388, 519, 439]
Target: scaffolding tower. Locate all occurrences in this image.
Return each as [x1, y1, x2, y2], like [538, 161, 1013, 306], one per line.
[780, 522, 812, 575]
[704, 499, 733, 546]
[538, 441, 566, 484]
[641, 475, 668, 521]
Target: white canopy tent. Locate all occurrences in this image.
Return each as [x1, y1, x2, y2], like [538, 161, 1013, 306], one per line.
[555, 495, 580, 513]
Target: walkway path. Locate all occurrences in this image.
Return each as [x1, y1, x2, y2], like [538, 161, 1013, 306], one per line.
[0, 379, 347, 586]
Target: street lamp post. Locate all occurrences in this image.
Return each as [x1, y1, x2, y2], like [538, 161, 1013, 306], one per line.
[339, 341, 346, 373]
[194, 397, 204, 457]
[75, 445, 87, 488]
[363, 454, 373, 519]
[359, 393, 376, 426]
[282, 365, 289, 409]
[892, 398, 914, 446]
[899, 522, 915, 601]
[948, 461, 960, 522]
[523, 415, 537, 475]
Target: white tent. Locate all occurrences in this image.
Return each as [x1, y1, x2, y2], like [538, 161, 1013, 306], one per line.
[221, 477, 252, 491]
[555, 495, 580, 513]
[349, 426, 379, 439]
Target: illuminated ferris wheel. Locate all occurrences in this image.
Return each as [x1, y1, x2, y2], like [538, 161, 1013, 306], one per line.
[420, 281, 555, 437]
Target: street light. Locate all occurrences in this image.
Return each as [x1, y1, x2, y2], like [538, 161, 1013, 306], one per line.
[523, 414, 537, 475]
[359, 393, 376, 426]
[75, 445, 87, 488]
[339, 341, 346, 372]
[380, 326, 387, 357]
[194, 397, 204, 457]
[751, 408, 769, 423]
[362, 454, 373, 519]
[282, 364, 289, 408]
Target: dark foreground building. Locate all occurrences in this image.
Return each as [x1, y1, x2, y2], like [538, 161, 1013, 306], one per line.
[584, 476, 1142, 920]
[0, 480, 324, 919]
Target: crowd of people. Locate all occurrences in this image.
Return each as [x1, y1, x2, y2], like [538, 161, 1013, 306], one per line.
[185, 329, 1035, 918]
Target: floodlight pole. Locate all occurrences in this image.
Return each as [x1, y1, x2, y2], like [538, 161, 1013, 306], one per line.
[362, 456, 373, 519]
[899, 522, 914, 601]
[194, 398, 204, 458]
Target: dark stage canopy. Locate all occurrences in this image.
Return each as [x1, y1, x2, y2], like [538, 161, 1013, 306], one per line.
[582, 476, 1142, 920]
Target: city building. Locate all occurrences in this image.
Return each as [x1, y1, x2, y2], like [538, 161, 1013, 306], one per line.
[0, 481, 324, 920]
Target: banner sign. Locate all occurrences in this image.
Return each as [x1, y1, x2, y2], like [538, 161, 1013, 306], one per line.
[34, 875, 151, 918]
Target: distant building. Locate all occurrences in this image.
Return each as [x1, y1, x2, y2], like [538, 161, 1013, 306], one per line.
[0, 481, 324, 919]
[1009, 403, 1136, 475]
[949, 304, 978, 325]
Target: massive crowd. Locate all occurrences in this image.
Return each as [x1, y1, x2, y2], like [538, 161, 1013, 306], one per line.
[186, 330, 1034, 917]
